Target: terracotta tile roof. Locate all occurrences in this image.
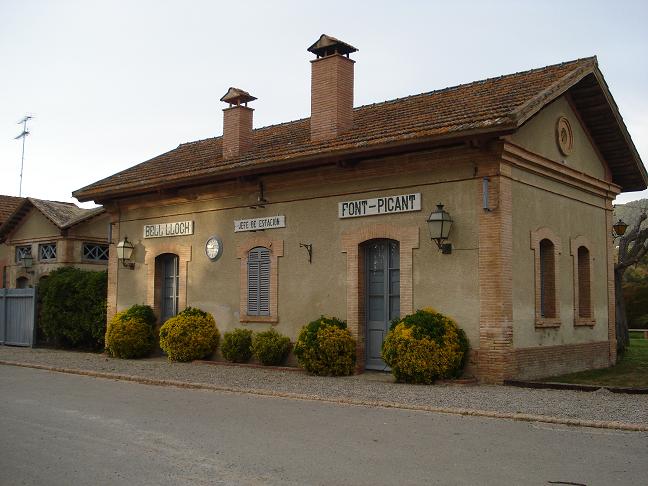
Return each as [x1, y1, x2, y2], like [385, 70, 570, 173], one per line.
[0, 195, 24, 225]
[73, 56, 646, 200]
[28, 199, 105, 228]
[0, 197, 105, 241]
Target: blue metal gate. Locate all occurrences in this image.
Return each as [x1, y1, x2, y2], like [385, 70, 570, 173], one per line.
[0, 288, 37, 347]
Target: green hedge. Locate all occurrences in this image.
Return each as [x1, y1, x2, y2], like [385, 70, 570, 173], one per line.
[382, 308, 469, 384]
[293, 316, 356, 376]
[38, 267, 108, 350]
[105, 306, 156, 359]
[252, 328, 292, 366]
[159, 307, 220, 362]
[222, 328, 253, 363]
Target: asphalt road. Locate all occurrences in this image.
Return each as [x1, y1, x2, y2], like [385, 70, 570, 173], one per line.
[0, 366, 646, 486]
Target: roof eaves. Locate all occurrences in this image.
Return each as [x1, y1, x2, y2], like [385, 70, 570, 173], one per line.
[0, 198, 34, 242]
[77, 123, 516, 203]
[588, 67, 648, 189]
[511, 57, 597, 127]
[61, 206, 106, 230]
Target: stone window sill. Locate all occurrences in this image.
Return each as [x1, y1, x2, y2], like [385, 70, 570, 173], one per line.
[535, 318, 561, 329]
[574, 318, 596, 327]
[240, 315, 278, 324]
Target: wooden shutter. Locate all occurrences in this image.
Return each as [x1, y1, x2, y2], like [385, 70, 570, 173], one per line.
[248, 247, 271, 316]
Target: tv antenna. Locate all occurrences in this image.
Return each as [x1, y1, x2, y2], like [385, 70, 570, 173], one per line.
[14, 115, 33, 197]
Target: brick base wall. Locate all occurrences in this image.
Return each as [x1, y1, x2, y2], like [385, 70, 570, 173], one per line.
[512, 341, 609, 380]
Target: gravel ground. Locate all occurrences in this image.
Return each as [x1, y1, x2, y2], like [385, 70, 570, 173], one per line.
[1, 345, 646, 426]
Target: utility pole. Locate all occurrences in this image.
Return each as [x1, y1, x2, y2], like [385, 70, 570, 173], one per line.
[14, 115, 33, 197]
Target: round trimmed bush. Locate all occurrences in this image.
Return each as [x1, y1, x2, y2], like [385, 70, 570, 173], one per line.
[159, 307, 220, 362]
[382, 308, 469, 384]
[105, 307, 155, 359]
[222, 328, 253, 363]
[293, 316, 356, 376]
[121, 304, 157, 328]
[252, 328, 292, 366]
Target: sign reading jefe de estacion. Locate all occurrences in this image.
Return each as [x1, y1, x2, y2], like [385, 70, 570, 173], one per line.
[144, 221, 194, 239]
[234, 216, 286, 233]
[338, 193, 421, 219]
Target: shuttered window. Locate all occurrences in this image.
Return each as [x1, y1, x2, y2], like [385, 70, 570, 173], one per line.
[247, 247, 271, 316]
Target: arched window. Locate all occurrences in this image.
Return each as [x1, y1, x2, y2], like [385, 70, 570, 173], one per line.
[577, 246, 591, 319]
[531, 228, 561, 328]
[16, 276, 29, 289]
[247, 247, 270, 316]
[539, 238, 556, 319]
[571, 237, 595, 326]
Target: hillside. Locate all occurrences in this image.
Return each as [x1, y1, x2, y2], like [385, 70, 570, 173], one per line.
[614, 198, 648, 229]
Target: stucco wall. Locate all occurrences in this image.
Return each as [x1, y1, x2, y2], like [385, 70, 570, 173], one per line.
[112, 148, 483, 344]
[510, 96, 608, 180]
[10, 208, 59, 241]
[511, 167, 609, 349]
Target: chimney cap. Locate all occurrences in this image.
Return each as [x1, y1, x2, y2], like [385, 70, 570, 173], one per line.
[220, 87, 257, 106]
[307, 34, 358, 58]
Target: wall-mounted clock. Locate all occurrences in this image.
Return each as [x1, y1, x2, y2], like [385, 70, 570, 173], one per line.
[205, 236, 223, 261]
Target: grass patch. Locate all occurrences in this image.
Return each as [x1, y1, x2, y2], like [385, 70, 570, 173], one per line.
[543, 338, 648, 388]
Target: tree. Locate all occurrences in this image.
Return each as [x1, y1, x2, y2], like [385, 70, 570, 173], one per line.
[615, 210, 648, 355]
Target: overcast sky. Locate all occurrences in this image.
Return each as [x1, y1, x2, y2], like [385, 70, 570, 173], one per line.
[1, 0, 647, 207]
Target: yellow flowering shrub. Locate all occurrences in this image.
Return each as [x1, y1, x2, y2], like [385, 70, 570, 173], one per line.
[105, 309, 155, 359]
[382, 308, 468, 384]
[159, 307, 220, 362]
[294, 316, 356, 376]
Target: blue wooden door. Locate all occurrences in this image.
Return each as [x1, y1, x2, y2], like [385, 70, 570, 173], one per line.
[365, 239, 400, 370]
[161, 254, 179, 323]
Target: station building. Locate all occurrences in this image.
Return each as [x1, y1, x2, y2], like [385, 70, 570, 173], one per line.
[73, 35, 647, 382]
[0, 196, 109, 288]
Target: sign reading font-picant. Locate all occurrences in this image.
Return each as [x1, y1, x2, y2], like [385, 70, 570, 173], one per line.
[338, 193, 421, 219]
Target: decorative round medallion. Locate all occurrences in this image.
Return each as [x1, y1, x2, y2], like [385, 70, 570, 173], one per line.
[205, 236, 223, 261]
[556, 116, 574, 156]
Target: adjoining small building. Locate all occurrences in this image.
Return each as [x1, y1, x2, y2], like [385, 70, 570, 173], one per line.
[73, 35, 647, 383]
[0, 197, 110, 288]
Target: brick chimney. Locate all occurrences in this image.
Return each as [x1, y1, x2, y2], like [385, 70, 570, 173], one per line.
[220, 87, 256, 158]
[308, 34, 358, 142]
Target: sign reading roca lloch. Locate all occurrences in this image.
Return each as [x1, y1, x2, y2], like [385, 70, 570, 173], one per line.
[338, 193, 421, 219]
[144, 221, 194, 239]
[234, 216, 286, 233]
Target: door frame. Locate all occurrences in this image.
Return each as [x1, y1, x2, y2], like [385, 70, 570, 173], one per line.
[341, 223, 419, 371]
[145, 243, 192, 322]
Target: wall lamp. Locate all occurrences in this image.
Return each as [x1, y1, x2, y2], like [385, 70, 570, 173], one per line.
[21, 255, 34, 272]
[612, 219, 628, 239]
[117, 237, 135, 269]
[426, 203, 453, 254]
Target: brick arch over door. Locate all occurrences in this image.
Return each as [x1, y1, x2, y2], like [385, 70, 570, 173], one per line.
[341, 223, 419, 370]
[145, 243, 192, 320]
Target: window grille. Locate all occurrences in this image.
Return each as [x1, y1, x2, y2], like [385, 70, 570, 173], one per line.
[15, 245, 32, 263]
[39, 243, 57, 261]
[83, 243, 109, 261]
[247, 247, 271, 316]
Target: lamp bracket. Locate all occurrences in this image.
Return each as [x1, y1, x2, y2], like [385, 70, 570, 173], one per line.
[299, 242, 313, 264]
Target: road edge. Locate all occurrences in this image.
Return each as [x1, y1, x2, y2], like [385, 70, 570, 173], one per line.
[1, 359, 646, 432]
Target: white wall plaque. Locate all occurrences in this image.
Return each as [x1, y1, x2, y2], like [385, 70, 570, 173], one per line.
[143, 220, 194, 239]
[338, 193, 421, 219]
[234, 215, 286, 233]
